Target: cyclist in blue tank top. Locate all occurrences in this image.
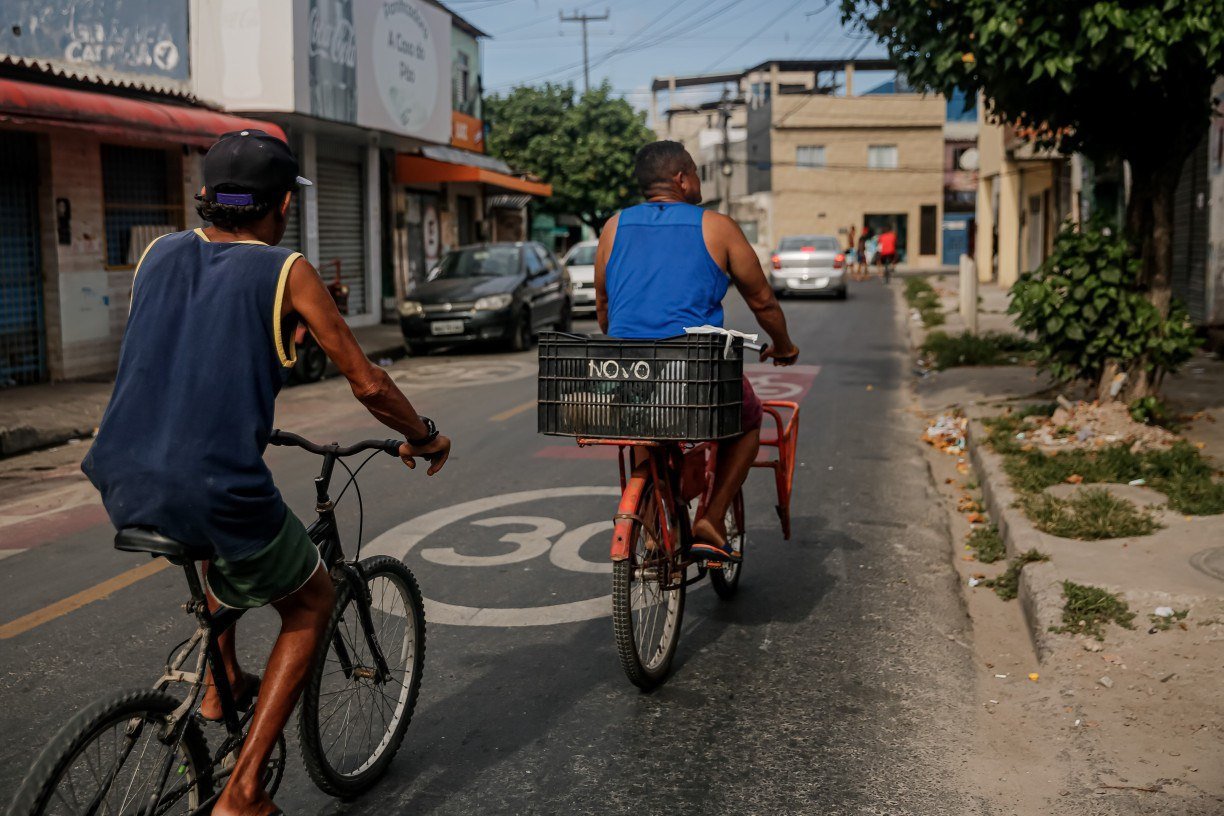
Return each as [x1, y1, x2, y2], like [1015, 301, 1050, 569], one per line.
[83, 131, 452, 816]
[594, 141, 799, 561]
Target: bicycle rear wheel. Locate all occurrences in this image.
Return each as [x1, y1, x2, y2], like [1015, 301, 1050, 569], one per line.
[709, 489, 746, 600]
[612, 482, 686, 691]
[299, 555, 426, 797]
[9, 688, 212, 816]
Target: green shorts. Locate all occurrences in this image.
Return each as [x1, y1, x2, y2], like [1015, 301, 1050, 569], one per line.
[206, 509, 321, 609]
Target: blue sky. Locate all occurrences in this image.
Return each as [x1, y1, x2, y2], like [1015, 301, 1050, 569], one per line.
[446, 0, 888, 114]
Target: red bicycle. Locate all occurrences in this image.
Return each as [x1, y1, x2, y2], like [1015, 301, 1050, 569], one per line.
[579, 397, 799, 690]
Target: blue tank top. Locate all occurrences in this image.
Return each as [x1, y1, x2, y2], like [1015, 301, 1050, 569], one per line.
[82, 229, 303, 561]
[605, 202, 729, 338]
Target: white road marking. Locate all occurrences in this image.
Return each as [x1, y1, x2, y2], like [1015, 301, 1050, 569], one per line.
[364, 486, 623, 627]
[421, 516, 564, 567]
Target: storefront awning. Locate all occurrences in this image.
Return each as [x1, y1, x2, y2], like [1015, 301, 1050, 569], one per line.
[0, 78, 287, 147]
[397, 154, 552, 198]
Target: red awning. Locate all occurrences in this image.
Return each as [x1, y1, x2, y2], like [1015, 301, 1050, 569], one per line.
[397, 155, 552, 198]
[0, 78, 286, 147]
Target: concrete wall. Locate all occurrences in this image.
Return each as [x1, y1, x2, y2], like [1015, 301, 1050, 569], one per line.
[762, 93, 945, 262]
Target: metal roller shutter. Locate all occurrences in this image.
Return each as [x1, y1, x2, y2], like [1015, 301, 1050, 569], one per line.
[280, 191, 301, 254]
[316, 157, 366, 316]
[1172, 136, 1208, 324]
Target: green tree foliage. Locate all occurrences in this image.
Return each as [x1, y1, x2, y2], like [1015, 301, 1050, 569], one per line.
[484, 82, 655, 230]
[1009, 221, 1199, 393]
[841, 0, 1224, 398]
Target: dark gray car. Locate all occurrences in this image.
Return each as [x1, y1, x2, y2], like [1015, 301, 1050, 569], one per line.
[769, 234, 847, 299]
[398, 242, 572, 354]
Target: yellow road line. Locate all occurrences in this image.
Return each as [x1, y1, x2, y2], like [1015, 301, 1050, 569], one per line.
[490, 399, 537, 422]
[0, 559, 171, 640]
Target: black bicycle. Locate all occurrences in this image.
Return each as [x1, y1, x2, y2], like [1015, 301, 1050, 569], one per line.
[9, 431, 427, 815]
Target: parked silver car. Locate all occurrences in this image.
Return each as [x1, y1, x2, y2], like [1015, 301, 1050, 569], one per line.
[562, 239, 598, 317]
[769, 234, 847, 299]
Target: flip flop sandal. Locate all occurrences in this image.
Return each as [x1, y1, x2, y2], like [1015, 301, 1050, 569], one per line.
[198, 672, 261, 722]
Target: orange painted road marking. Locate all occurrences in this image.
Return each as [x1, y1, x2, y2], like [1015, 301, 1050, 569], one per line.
[0, 559, 170, 640]
[491, 399, 537, 422]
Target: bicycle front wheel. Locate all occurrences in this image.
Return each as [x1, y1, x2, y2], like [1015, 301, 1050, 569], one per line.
[612, 482, 686, 691]
[9, 688, 212, 816]
[299, 555, 426, 797]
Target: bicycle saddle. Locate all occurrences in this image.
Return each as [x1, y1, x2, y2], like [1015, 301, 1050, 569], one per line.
[114, 528, 212, 565]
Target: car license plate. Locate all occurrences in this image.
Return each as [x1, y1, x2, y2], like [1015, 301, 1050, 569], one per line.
[430, 319, 465, 336]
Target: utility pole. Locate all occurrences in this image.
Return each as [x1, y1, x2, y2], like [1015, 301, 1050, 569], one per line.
[718, 88, 732, 216]
[559, 9, 609, 93]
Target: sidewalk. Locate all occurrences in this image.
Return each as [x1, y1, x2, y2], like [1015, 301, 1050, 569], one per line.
[904, 279, 1224, 803]
[0, 323, 405, 459]
[905, 277, 1224, 648]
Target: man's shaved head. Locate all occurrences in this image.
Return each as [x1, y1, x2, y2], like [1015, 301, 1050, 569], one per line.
[634, 140, 695, 196]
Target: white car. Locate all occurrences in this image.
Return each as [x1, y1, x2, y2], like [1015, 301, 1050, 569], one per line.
[562, 240, 598, 317]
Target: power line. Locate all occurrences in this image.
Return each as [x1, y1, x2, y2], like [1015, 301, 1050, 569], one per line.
[701, 0, 812, 72]
[559, 8, 610, 93]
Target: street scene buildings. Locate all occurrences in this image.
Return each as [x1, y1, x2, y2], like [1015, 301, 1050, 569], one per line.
[1, 2, 1223, 814]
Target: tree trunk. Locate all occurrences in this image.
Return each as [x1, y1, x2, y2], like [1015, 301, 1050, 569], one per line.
[1096, 155, 1184, 402]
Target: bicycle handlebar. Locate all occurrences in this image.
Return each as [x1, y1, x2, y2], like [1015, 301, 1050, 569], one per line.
[269, 429, 403, 458]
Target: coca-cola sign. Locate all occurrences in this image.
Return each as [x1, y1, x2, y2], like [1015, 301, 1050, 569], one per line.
[309, 1, 356, 68]
[308, 0, 357, 122]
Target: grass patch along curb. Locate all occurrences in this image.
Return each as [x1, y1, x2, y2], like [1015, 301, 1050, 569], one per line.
[982, 413, 1224, 516]
[903, 276, 945, 328]
[920, 330, 1036, 371]
[1050, 581, 1136, 641]
[983, 549, 1050, 601]
[967, 524, 1005, 563]
[1019, 487, 1163, 540]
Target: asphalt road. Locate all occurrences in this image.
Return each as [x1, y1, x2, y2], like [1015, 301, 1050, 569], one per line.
[0, 281, 980, 815]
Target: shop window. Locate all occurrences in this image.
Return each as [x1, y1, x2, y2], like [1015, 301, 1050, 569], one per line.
[102, 145, 181, 267]
[867, 144, 898, 169]
[795, 145, 825, 168]
[919, 205, 937, 255]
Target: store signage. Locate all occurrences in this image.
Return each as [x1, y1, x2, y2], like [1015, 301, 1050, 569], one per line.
[309, 0, 358, 122]
[355, 0, 450, 143]
[451, 111, 485, 153]
[1, 0, 188, 83]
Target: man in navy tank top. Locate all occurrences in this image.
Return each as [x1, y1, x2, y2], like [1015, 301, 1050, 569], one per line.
[594, 140, 800, 562]
[83, 130, 452, 816]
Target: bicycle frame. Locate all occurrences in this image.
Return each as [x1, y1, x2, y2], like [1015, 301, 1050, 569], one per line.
[580, 398, 801, 561]
[136, 442, 395, 816]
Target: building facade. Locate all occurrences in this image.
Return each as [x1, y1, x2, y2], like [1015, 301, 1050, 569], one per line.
[0, 0, 283, 384]
[653, 60, 947, 267]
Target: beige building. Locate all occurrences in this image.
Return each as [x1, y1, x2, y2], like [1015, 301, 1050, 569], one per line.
[973, 110, 1076, 287]
[653, 60, 947, 267]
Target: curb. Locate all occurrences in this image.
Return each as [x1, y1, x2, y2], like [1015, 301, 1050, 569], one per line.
[0, 424, 94, 458]
[966, 420, 1064, 661]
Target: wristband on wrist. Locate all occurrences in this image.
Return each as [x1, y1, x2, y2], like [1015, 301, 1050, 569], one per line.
[408, 416, 438, 447]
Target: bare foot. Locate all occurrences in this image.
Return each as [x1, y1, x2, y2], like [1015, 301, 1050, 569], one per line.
[200, 671, 255, 721]
[692, 515, 727, 551]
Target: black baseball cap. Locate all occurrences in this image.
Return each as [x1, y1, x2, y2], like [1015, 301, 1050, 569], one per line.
[201, 129, 312, 206]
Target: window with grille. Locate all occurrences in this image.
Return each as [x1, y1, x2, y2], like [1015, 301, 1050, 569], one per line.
[102, 145, 182, 267]
[867, 144, 898, 169]
[795, 145, 825, 168]
[454, 52, 472, 114]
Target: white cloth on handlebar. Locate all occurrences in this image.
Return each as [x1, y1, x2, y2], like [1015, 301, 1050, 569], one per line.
[683, 325, 760, 358]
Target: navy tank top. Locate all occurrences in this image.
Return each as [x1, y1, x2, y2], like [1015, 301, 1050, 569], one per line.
[605, 202, 729, 338]
[82, 229, 303, 561]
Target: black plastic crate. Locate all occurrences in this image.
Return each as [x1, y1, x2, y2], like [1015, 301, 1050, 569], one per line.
[537, 332, 743, 441]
